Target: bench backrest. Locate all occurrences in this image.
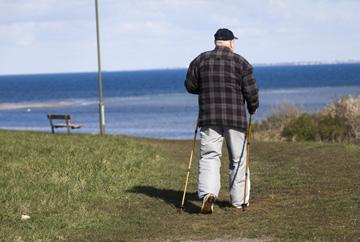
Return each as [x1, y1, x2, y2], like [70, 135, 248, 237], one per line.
[47, 114, 71, 120]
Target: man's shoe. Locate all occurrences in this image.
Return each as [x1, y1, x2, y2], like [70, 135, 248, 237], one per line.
[201, 193, 216, 214]
[233, 203, 250, 210]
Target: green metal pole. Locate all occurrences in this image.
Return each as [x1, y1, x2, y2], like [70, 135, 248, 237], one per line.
[95, 0, 105, 135]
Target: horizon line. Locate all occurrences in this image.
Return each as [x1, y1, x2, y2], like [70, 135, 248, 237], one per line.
[1, 59, 360, 76]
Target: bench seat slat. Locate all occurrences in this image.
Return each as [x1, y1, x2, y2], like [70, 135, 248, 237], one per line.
[69, 124, 82, 129]
[52, 124, 68, 128]
[52, 124, 82, 129]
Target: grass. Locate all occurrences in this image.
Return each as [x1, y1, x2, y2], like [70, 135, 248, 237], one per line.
[0, 130, 359, 241]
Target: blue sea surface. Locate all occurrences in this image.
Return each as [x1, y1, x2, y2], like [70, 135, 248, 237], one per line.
[1, 63, 360, 139]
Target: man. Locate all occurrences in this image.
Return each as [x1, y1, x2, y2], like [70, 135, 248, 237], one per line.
[185, 28, 259, 214]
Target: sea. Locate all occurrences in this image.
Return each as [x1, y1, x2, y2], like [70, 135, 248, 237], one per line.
[1, 63, 360, 139]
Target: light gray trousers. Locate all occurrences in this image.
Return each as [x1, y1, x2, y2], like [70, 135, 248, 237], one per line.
[198, 126, 250, 207]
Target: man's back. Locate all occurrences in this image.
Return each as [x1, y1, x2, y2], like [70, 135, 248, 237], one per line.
[185, 46, 259, 131]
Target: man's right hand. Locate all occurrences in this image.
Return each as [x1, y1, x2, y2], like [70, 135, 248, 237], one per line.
[249, 108, 257, 115]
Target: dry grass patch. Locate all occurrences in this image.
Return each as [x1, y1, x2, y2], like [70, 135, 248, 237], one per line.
[254, 95, 360, 143]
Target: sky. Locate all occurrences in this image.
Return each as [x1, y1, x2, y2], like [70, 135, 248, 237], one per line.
[0, 0, 360, 75]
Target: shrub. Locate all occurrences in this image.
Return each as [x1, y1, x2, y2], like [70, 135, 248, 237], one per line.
[254, 102, 303, 131]
[255, 95, 360, 143]
[281, 114, 355, 142]
[321, 95, 360, 140]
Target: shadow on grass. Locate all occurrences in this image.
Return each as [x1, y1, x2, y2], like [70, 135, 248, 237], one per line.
[126, 185, 199, 214]
[126, 185, 232, 214]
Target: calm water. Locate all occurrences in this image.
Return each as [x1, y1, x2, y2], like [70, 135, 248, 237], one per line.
[1, 63, 360, 138]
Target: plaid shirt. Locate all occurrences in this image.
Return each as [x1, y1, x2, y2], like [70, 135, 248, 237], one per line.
[185, 46, 259, 131]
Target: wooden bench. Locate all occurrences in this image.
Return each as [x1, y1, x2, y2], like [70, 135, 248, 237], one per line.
[47, 114, 82, 134]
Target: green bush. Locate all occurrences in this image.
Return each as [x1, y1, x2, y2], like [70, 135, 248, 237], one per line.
[281, 114, 355, 142]
[254, 103, 303, 132]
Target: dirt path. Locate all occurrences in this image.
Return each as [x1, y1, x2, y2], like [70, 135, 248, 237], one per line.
[177, 238, 271, 242]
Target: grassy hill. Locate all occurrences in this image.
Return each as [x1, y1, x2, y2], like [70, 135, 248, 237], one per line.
[0, 130, 359, 241]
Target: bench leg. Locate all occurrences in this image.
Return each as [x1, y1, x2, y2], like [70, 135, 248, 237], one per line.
[49, 120, 55, 134]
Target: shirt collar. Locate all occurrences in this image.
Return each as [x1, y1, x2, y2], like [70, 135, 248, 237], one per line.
[215, 46, 232, 52]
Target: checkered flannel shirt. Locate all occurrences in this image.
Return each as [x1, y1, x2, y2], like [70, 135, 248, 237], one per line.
[185, 46, 259, 131]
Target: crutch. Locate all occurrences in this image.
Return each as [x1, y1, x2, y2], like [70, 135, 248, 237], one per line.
[178, 120, 198, 213]
[241, 114, 253, 211]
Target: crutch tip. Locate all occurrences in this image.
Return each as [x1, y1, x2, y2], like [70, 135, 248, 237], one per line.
[177, 207, 184, 214]
[241, 204, 247, 211]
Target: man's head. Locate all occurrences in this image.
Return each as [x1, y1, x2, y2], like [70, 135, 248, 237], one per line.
[214, 28, 238, 51]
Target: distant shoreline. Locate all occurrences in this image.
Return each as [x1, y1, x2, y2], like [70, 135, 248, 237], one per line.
[254, 60, 360, 67]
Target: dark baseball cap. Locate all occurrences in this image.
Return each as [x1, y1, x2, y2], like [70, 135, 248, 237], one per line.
[214, 28, 238, 41]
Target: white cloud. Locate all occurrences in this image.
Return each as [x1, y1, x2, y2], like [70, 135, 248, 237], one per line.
[0, 0, 360, 74]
